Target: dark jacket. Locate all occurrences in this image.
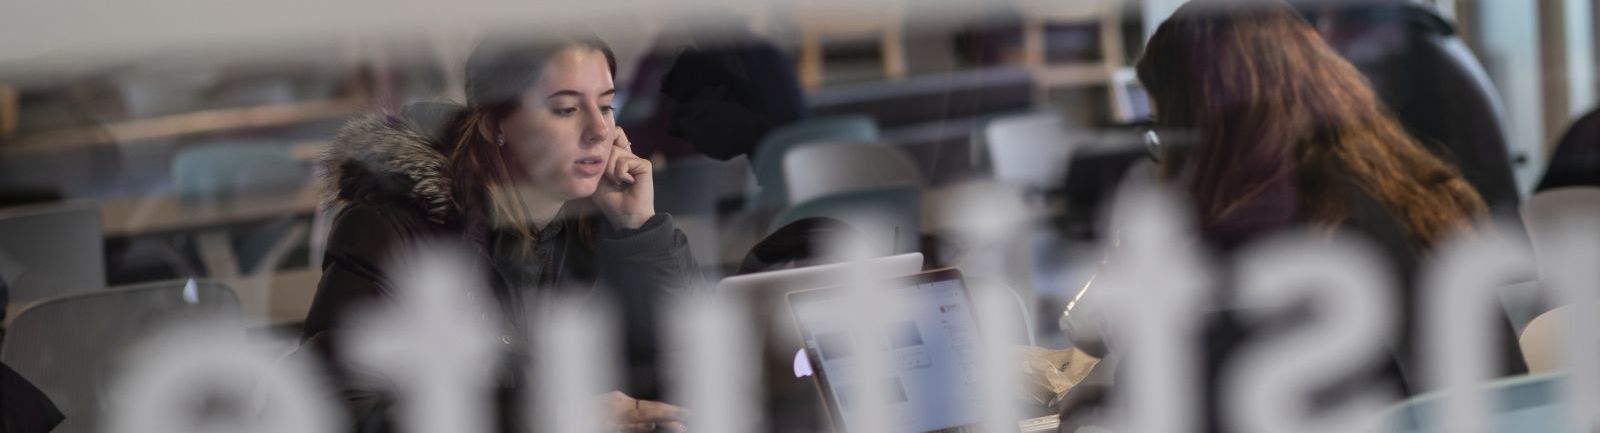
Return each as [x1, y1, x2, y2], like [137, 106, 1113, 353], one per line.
[1, 362, 63, 433]
[301, 105, 703, 414]
[1193, 175, 1525, 432]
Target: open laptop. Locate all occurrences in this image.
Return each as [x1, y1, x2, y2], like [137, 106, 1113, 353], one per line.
[715, 252, 924, 369]
[715, 253, 924, 297]
[715, 253, 925, 427]
[786, 268, 1060, 433]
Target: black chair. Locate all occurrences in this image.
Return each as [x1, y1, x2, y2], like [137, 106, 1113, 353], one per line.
[1302, 2, 1522, 214]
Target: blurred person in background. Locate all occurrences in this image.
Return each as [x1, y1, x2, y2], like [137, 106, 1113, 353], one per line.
[1059, 0, 1522, 430]
[301, 32, 700, 432]
[624, 17, 807, 162]
[1537, 107, 1600, 191]
[1139, 0, 1485, 257]
[1, 269, 64, 433]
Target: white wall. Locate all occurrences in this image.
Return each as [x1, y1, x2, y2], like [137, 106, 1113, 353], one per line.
[1565, 0, 1597, 120]
[1142, 0, 1188, 40]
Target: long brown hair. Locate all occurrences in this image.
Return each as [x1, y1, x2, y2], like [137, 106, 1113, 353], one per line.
[445, 35, 616, 246]
[1136, 0, 1484, 250]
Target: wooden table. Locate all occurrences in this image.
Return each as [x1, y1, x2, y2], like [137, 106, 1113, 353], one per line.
[98, 184, 321, 237]
[1, 99, 360, 157]
[96, 183, 322, 294]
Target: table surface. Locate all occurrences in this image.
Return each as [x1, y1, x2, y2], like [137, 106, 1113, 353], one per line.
[98, 184, 321, 237]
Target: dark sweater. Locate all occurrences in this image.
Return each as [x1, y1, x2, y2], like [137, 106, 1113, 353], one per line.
[1193, 177, 1524, 432]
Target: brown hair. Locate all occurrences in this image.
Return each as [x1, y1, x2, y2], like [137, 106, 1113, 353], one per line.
[445, 35, 616, 247]
[1135, 0, 1485, 249]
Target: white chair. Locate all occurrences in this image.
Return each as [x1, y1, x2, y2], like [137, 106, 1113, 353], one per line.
[0, 201, 105, 304]
[0, 279, 242, 433]
[781, 141, 922, 205]
[1521, 187, 1600, 281]
[752, 115, 881, 208]
[775, 142, 924, 254]
[1519, 305, 1563, 374]
[1516, 187, 1600, 374]
[654, 155, 748, 217]
[984, 111, 1075, 190]
[1520, 187, 1600, 314]
[653, 155, 754, 273]
[770, 185, 922, 256]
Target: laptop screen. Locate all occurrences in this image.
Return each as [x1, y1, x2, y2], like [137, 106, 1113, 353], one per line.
[788, 271, 985, 433]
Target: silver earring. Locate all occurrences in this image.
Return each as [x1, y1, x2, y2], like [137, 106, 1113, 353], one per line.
[496, 135, 505, 147]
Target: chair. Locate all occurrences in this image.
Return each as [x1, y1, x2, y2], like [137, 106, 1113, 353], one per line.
[0, 279, 242, 433]
[1515, 188, 1600, 375]
[1518, 306, 1563, 374]
[655, 155, 751, 216]
[983, 111, 1076, 191]
[1519, 187, 1600, 319]
[1301, 3, 1522, 210]
[173, 141, 307, 203]
[770, 185, 922, 255]
[1387, 373, 1562, 432]
[653, 156, 754, 272]
[172, 141, 311, 277]
[0, 201, 105, 303]
[1521, 187, 1600, 280]
[751, 115, 881, 208]
[782, 141, 922, 206]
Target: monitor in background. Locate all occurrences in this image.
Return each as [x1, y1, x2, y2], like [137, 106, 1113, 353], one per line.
[1110, 68, 1152, 124]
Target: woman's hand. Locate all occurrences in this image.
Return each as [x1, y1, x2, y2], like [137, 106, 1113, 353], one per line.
[601, 390, 689, 432]
[592, 127, 656, 230]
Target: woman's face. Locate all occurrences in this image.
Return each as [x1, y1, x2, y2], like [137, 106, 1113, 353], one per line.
[499, 46, 616, 200]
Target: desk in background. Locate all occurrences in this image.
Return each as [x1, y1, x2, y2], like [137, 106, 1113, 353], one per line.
[99, 183, 320, 237]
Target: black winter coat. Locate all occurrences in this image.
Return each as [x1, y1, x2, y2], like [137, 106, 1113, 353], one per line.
[300, 104, 703, 424]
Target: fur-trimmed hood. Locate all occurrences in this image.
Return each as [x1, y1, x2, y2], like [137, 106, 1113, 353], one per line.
[319, 103, 464, 223]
